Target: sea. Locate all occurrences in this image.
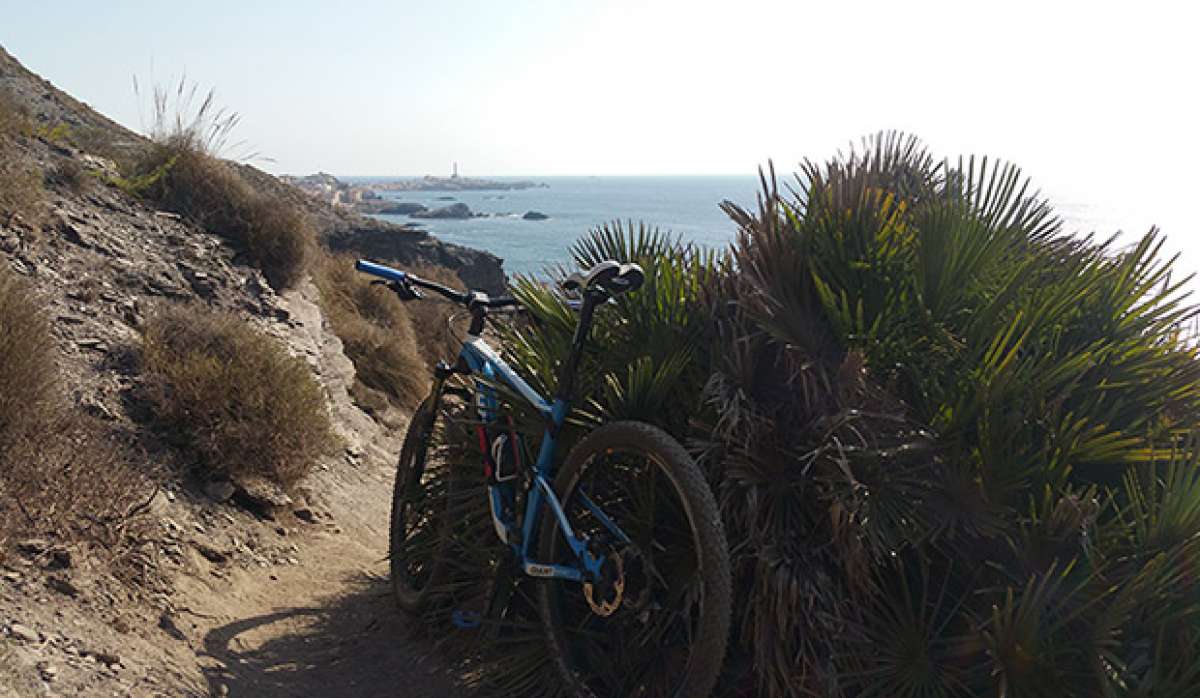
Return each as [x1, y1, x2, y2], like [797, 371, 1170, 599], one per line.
[344, 176, 1135, 279]
[345, 176, 757, 277]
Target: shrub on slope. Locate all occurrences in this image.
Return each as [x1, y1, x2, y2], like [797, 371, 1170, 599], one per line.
[0, 264, 150, 556]
[0, 89, 44, 227]
[128, 83, 314, 289]
[313, 252, 429, 409]
[141, 304, 335, 488]
[0, 264, 56, 449]
[133, 140, 314, 289]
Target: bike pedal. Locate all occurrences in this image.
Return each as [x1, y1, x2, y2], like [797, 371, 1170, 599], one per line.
[451, 610, 482, 629]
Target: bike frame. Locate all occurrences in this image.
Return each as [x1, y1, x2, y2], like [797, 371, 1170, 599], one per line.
[429, 293, 626, 585]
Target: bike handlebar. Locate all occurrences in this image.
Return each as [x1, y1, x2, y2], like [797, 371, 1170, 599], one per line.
[355, 259, 409, 284]
[355, 259, 519, 309]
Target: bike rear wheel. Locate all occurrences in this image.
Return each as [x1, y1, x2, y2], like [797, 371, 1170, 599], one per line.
[537, 421, 731, 698]
[389, 396, 452, 611]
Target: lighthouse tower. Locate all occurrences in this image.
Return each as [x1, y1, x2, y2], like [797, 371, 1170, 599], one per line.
[452, 162, 459, 179]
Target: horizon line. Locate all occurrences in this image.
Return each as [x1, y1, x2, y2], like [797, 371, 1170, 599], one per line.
[303, 172, 761, 179]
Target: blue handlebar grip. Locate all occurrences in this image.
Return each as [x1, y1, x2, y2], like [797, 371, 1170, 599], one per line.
[355, 259, 408, 283]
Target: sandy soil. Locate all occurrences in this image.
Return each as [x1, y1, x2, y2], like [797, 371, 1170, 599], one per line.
[1, 416, 466, 698]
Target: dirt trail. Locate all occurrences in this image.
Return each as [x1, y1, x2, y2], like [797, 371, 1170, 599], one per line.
[176, 452, 462, 698]
[176, 284, 464, 698]
[0, 419, 464, 698]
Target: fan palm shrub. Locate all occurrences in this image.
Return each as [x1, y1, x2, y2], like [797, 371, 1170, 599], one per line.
[703, 133, 1200, 697]
[414, 134, 1200, 697]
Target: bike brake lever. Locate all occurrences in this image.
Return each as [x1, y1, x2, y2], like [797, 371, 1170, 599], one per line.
[393, 281, 423, 301]
[372, 278, 422, 301]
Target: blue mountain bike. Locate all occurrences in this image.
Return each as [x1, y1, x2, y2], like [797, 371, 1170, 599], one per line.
[356, 259, 731, 697]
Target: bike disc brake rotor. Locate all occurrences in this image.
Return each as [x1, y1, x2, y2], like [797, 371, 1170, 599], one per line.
[582, 550, 624, 617]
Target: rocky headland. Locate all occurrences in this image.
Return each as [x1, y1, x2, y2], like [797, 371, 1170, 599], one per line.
[281, 172, 547, 212]
[375, 175, 547, 192]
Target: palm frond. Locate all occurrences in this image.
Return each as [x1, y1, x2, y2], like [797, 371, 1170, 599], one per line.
[407, 133, 1200, 697]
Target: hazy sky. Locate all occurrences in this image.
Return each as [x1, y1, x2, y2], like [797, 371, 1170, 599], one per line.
[2, 0, 1197, 251]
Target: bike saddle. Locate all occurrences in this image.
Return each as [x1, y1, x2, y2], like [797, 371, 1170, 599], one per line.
[563, 261, 645, 296]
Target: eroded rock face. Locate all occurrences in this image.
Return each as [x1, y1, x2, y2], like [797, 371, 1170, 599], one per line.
[0, 39, 501, 473]
[324, 218, 507, 294]
[0, 46, 146, 165]
[269, 279, 387, 461]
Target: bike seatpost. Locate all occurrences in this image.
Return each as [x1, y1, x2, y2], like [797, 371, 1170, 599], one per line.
[554, 289, 605, 403]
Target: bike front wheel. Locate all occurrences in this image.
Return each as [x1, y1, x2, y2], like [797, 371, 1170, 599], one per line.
[537, 421, 732, 698]
[389, 396, 452, 612]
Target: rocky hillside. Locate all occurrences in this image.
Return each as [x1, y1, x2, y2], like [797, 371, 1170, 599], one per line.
[0, 45, 480, 696]
[0, 45, 505, 294]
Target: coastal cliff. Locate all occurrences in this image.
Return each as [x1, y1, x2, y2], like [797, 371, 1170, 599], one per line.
[234, 164, 507, 293]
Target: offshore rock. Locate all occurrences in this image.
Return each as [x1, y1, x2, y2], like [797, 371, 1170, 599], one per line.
[411, 202, 472, 219]
[377, 202, 427, 215]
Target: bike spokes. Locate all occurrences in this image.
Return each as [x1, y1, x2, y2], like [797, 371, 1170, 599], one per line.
[545, 450, 706, 697]
[395, 455, 451, 587]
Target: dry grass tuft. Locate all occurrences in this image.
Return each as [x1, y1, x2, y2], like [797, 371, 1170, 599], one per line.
[0, 265, 153, 555]
[141, 304, 336, 488]
[314, 252, 430, 408]
[0, 265, 57, 450]
[48, 157, 92, 194]
[128, 81, 313, 289]
[0, 89, 30, 138]
[1, 415, 154, 553]
[405, 263, 471, 369]
[140, 78, 249, 159]
[135, 144, 314, 288]
[0, 92, 45, 228]
[0, 158, 45, 227]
